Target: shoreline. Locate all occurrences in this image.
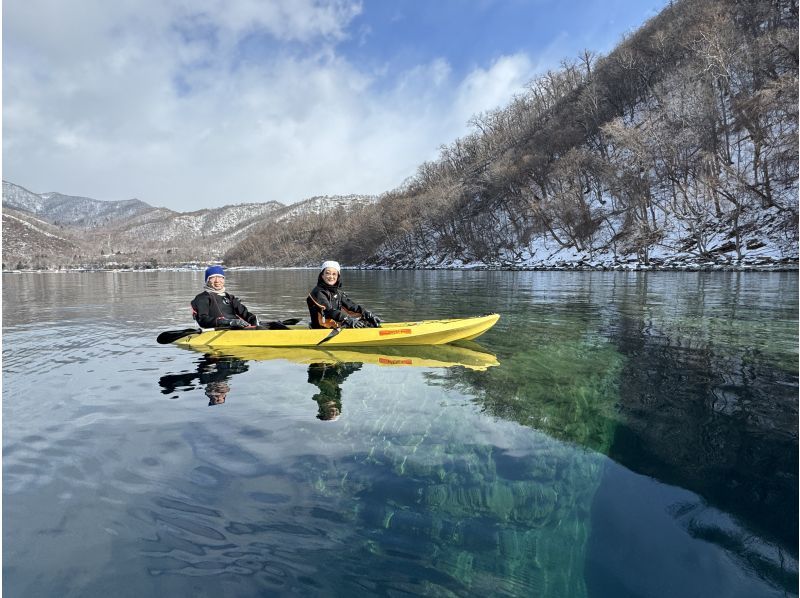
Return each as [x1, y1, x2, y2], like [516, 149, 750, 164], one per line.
[3, 261, 798, 274]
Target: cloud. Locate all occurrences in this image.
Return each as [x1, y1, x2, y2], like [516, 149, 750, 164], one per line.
[3, 0, 541, 210]
[454, 54, 537, 126]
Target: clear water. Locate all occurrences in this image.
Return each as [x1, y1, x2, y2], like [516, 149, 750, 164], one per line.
[3, 270, 797, 597]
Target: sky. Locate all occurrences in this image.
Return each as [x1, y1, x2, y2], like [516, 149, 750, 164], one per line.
[3, 0, 667, 212]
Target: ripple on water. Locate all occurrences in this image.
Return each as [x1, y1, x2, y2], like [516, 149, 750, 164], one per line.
[183, 424, 267, 478]
[4, 326, 122, 370]
[248, 492, 291, 505]
[3, 434, 58, 493]
[187, 466, 227, 489]
[130, 491, 342, 592]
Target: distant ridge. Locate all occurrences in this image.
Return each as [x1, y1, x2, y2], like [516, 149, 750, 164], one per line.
[1, 180, 376, 270]
[3, 181, 156, 227]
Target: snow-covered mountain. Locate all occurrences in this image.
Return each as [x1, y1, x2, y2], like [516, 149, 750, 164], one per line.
[3, 181, 155, 227]
[37, 192, 155, 227]
[2, 207, 85, 268]
[1, 181, 376, 269]
[273, 194, 376, 222]
[2, 181, 50, 213]
[105, 202, 284, 242]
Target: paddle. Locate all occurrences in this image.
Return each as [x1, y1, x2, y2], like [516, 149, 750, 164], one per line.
[276, 318, 301, 326]
[156, 328, 203, 344]
[256, 318, 301, 330]
[256, 318, 301, 328]
[157, 318, 302, 344]
[315, 315, 380, 345]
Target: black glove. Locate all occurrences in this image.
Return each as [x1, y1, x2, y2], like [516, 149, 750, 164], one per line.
[219, 318, 249, 329]
[362, 310, 382, 327]
[342, 316, 367, 329]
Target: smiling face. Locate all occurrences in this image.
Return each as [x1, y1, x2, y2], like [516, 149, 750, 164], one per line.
[207, 274, 225, 290]
[321, 268, 339, 285]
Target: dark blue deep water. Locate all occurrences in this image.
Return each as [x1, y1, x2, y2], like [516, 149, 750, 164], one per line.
[3, 270, 797, 597]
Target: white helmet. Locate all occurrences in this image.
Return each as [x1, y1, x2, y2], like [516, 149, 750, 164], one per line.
[320, 260, 341, 272]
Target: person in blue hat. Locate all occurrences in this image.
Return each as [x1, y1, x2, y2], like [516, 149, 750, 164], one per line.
[191, 265, 259, 329]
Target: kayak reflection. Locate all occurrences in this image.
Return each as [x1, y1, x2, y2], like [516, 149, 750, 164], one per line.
[161, 342, 498, 414]
[178, 341, 500, 372]
[158, 354, 249, 406]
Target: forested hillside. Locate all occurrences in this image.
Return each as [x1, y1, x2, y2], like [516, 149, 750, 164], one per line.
[226, 0, 798, 269]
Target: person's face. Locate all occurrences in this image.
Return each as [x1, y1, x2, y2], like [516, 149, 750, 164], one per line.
[208, 275, 225, 290]
[318, 401, 341, 421]
[206, 382, 229, 405]
[322, 268, 339, 285]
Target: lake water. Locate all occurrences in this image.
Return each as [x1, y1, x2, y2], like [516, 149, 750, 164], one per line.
[3, 270, 797, 597]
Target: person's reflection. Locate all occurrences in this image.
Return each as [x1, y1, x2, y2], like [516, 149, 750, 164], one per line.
[204, 381, 230, 406]
[159, 354, 249, 406]
[307, 362, 361, 420]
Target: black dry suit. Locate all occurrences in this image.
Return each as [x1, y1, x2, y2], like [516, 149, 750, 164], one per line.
[306, 272, 365, 329]
[191, 291, 258, 329]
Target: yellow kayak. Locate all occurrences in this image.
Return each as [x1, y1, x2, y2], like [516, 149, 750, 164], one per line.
[173, 314, 500, 348]
[178, 341, 499, 371]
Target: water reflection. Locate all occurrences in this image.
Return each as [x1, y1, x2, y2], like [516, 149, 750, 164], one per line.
[608, 313, 798, 552]
[184, 342, 500, 371]
[159, 342, 499, 416]
[427, 313, 623, 454]
[428, 275, 798, 590]
[204, 381, 230, 406]
[307, 362, 361, 420]
[159, 354, 249, 407]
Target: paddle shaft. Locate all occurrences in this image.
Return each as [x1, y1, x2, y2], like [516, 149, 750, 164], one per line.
[316, 317, 380, 345]
[157, 318, 302, 344]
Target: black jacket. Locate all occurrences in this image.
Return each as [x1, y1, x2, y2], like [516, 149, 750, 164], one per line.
[191, 291, 258, 328]
[306, 273, 365, 329]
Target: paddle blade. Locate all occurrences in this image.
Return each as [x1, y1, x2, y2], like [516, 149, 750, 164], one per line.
[316, 327, 341, 345]
[157, 328, 202, 344]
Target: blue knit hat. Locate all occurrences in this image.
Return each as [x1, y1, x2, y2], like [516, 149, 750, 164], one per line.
[204, 265, 225, 282]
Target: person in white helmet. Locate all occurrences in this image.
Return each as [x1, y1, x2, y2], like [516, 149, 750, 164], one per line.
[306, 260, 381, 329]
